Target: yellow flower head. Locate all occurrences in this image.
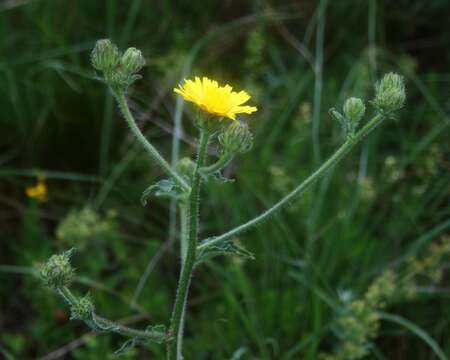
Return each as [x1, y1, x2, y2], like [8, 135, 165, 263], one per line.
[174, 77, 257, 120]
[26, 176, 48, 202]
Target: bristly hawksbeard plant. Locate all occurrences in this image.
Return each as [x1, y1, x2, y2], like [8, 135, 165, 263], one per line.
[40, 39, 406, 359]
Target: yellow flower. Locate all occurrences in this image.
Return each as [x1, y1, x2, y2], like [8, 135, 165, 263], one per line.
[174, 76, 257, 120]
[26, 176, 48, 202]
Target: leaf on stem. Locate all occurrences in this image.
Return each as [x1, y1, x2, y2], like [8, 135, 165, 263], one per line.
[145, 324, 171, 344]
[115, 338, 143, 356]
[141, 179, 188, 206]
[210, 170, 235, 184]
[114, 324, 170, 356]
[196, 239, 255, 266]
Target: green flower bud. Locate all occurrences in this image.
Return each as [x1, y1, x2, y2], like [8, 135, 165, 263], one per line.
[70, 294, 94, 321]
[91, 39, 120, 73]
[329, 108, 346, 125]
[330, 99, 364, 139]
[40, 249, 75, 289]
[108, 70, 130, 91]
[121, 47, 146, 74]
[219, 121, 253, 155]
[373, 72, 406, 112]
[343, 97, 365, 125]
[176, 157, 195, 180]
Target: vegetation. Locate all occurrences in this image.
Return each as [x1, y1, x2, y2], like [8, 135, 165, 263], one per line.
[1, 1, 449, 359]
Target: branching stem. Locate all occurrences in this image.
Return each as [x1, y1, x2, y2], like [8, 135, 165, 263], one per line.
[57, 287, 167, 341]
[114, 91, 191, 192]
[200, 152, 234, 175]
[198, 113, 384, 251]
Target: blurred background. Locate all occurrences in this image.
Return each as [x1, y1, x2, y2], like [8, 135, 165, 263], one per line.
[1, 0, 449, 359]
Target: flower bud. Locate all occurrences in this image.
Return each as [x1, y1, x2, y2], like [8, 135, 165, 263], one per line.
[108, 70, 129, 91]
[373, 72, 406, 112]
[40, 249, 75, 289]
[91, 39, 120, 73]
[70, 294, 94, 321]
[343, 97, 365, 125]
[219, 121, 253, 155]
[121, 47, 145, 74]
[176, 157, 195, 180]
[329, 108, 346, 125]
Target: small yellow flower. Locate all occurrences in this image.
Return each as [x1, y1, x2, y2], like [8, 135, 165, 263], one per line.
[174, 76, 257, 120]
[26, 176, 48, 202]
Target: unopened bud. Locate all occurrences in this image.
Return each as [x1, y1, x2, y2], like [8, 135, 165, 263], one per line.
[343, 97, 365, 125]
[373, 73, 406, 112]
[70, 294, 94, 321]
[219, 122, 253, 154]
[91, 39, 120, 73]
[40, 249, 75, 289]
[121, 47, 145, 74]
[176, 157, 195, 180]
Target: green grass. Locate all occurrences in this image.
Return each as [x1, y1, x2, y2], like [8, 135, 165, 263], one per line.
[1, 1, 449, 359]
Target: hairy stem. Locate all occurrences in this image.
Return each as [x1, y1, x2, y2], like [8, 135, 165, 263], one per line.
[198, 113, 384, 250]
[200, 152, 234, 175]
[114, 91, 190, 192]
[58, 287, 166, 341]
[168, 130, 210, 359]
[179, 203, 189, 262]
[174, 202, 189, 355]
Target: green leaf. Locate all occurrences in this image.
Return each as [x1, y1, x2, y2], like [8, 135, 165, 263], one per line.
[196, 240, 255, 266]
[114, 324, 169, 355]
[141, 179, 187, 206]
[211, 171, 235, 184]
[115, 338, 141, 356]
[230, 347, 249, 360]
[145, 324, 169, 344]
[379, 312, 448, 360]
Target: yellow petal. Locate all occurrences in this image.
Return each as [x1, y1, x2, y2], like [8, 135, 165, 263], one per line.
[173, 76, 258, 120]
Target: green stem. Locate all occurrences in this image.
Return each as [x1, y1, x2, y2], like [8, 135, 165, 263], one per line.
[174, 202, 189, 356]
[200, 152, 234, 175]
[114, 91, 190, 192]
[58, 287, 166, 341]
[167, 130, 210, 360]
[58, 286, 78, 304]
[179, 203, 189, 262]
[198, 113, 384, 251]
